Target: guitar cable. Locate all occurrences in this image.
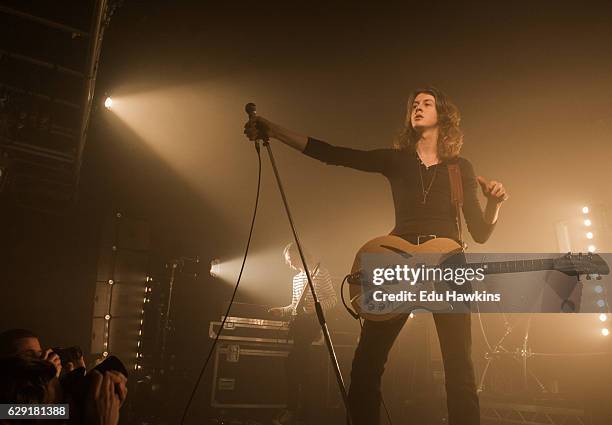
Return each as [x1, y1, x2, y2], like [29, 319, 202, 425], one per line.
[179, 143, 263, 425]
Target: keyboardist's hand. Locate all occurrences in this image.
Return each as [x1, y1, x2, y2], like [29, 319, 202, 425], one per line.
[267, 307, 283, 318]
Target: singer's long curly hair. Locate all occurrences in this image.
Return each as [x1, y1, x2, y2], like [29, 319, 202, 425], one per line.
[393, 87, 463, 160]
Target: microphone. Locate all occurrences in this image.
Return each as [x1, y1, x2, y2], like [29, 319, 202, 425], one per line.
[244, 102, 268, 143]
[245, 102, 257, 118]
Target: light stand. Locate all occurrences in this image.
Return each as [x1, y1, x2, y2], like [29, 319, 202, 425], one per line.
[477, 310, 548, 395]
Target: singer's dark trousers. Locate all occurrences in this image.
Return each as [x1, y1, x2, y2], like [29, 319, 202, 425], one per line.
[286, 313, 321, 414]
[348, 313, 480, 425]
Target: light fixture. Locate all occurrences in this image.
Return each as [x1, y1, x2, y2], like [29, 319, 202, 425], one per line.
[582, 206, 590, 214]
[104, 96, 113, 109]
[588, 245, 596, 253]
[584, 219, 592, 226]
[210, 258, 221, 277]
[586, 232, 594, 239]
[601, 328, 609, 337]
[599, 313, 607, 322]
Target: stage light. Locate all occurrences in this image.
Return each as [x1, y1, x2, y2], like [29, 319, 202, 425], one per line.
[582, 206, 590, 214]
[210, 258, 221, 277]
[584, 219, 592, 226]
[599, 313, 607, 322]
[103, 351, 108, 357]
[586, 232, 594, 239]
[601, 328, 609, 336]
[595, 285, 603, 294]
[588, 245, 596, 253]
[104, 96, 113, 109]
[104, 314, 111, 320]
[108, 279, 114, 285]
[597, 299, 605, 308]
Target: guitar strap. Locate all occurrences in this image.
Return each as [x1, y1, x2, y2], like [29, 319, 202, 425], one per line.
[447, 163, 464, 248]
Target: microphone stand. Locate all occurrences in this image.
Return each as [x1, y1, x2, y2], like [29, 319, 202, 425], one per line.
[254, 136, 353, 425]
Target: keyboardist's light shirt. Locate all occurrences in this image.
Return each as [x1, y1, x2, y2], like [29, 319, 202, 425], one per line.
[282, 266, 336, 316]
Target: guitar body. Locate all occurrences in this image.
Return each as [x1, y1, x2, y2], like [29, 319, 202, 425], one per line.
[348, 235, 609, 322]
[349, 235, 464, 321]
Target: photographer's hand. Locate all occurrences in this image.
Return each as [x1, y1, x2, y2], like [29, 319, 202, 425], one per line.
[88, 370, 121, 425]
[106, 370, 128, 407]
[42, 348, 62, 377]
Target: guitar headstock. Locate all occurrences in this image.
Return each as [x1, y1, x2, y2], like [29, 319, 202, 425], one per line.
[554, 252, 610, 279]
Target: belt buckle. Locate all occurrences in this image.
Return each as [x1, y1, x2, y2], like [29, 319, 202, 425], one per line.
[417, 234, 437, 245]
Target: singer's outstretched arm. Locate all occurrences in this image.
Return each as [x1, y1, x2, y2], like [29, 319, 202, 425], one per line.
[244, 117, 394, 174]
[268, 120, 309, 152]
[245, 117, 308, 152]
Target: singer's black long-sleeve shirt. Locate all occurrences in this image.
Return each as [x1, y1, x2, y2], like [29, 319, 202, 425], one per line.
[303, 137, 495, 243]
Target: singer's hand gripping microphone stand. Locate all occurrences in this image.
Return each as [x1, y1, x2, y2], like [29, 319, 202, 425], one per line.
[245, 103, 353, 425]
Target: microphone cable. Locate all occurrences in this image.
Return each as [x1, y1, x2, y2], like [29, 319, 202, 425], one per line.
[179, 143, 262, 425]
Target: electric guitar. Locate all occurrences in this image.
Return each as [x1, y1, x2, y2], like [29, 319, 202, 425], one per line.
[348, 235, 610, 321]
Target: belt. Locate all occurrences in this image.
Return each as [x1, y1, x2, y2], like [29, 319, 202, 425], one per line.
[401, 234, 438, 245]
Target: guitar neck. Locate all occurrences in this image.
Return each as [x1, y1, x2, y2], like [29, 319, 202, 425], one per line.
[467, 258, 556, 275]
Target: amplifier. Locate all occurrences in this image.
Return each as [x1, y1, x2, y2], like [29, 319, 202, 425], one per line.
[208, 317, 359, 410]
[211, 341, 290, 408]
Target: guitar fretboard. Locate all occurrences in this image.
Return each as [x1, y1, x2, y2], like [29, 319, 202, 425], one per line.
[467, 259, 557, 275]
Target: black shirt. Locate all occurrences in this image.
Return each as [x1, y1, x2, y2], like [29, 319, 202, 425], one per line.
[303, 137, 495, 244]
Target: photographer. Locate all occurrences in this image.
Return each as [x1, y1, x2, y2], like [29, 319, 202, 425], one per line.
[0, 356, 63, 425]
[0, 329, 128, 425]
[0, 329, 61, 377]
